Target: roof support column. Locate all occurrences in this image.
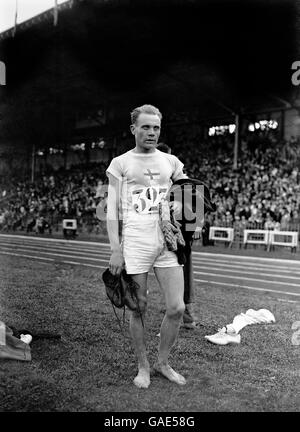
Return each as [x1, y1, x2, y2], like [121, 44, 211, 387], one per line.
[280, 109, 285, 141]
[233, 112, 240, 170]
[31, 142, 35, 183]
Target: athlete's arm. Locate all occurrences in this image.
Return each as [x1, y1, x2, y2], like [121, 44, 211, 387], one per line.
[106, 173, 124, 275]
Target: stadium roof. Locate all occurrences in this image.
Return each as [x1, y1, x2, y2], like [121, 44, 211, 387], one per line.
[0, 0, 71, 36]
[0, 0, 299, 147]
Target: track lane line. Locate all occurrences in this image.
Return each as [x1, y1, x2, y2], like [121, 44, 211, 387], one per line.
[0, 233, 110, 247]
[1, 234, 300, 265]
[2, 244, 299, 282]
[191, 256, 300, 271]
[0, 246, 109, 263]
[2, 242, 300, 284]
[194, 278, 300, 297]
[192, 264, 300, 281]
[193, 250, 300, 265]
[4, 238, 300, 273]
[3, 242, 299, 282]
[194, 270, 300, 288]
[1, 246, 299, 289]
[0, 239, 108, 254]
[2, 239, 300, 275]
[0, 250, 54, 262]
[1, 250, 300, 297]
[0, 241, 111, 258]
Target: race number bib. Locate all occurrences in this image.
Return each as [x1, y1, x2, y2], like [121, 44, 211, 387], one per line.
[131, 186, 167, 214]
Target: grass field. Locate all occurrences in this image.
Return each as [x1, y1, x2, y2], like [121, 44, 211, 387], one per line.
[0, 253, 299, 412]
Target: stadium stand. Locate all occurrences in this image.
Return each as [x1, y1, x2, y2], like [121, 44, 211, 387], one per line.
[0, 161, 108, 236]
[1, 127, 299, 250]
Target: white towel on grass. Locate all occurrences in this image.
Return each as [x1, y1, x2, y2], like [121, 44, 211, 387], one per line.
[228, 308, 275, 334]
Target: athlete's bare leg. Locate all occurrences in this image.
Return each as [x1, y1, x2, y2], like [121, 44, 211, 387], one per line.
[153, 266, 186, 385]
[129, 272, 150, 388]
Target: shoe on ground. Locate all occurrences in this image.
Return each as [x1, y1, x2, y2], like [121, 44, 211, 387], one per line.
[182, 321, 198, 329]
[20, 334, 33, 345]
[183, 304, 199, 325]
[205, 326, 241, 345]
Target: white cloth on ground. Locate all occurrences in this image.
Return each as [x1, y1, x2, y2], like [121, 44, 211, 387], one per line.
[227, 308, 275, 334]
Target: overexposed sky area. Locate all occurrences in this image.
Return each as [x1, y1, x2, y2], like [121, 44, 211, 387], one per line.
[0, 0, 70, 33]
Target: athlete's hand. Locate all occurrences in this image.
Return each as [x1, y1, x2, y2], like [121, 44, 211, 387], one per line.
[192, 227, 202, 241]
[109, 251, 124, 275]
[169, 200, 183, 218]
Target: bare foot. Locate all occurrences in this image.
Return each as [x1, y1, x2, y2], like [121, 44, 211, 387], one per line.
[133, 368, 150, 389]
[154, 362, 186, 385]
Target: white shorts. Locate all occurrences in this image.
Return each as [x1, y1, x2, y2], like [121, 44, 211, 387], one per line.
[122, 215, 182, 274]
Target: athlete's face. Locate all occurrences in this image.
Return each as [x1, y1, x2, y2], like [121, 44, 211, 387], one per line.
[131, 113, 161, 152]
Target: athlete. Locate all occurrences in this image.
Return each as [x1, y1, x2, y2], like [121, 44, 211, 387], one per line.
[106, 104, 188, 388]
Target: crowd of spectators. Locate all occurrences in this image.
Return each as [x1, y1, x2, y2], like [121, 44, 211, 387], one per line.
[0, 162, 108, 236]
[168, 125, 300, 236]
[1, 124, 300, 245]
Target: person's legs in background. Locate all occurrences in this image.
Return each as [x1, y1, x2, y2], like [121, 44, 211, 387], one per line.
[182, 234, 199, 328]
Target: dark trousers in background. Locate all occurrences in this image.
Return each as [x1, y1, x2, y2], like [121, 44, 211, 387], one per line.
[182, 232, 194, 305]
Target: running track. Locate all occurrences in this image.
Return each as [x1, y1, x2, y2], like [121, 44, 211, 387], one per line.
[0, 234, 300, 302]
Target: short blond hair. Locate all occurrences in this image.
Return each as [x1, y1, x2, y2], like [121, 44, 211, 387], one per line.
[130, 104, 162, 125]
